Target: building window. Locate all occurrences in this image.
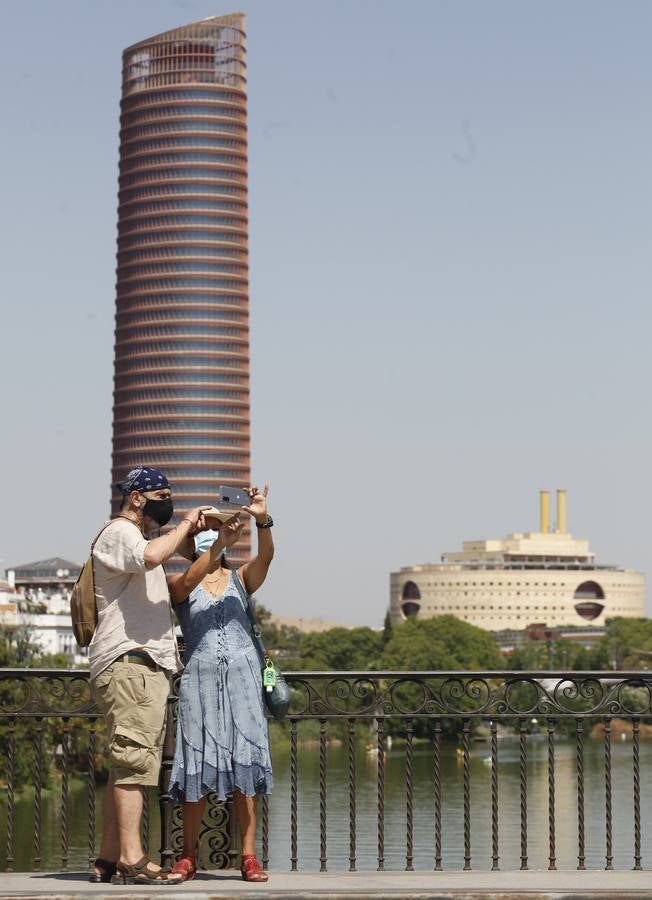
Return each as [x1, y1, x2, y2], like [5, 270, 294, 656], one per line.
[401, 581, 421, 618]
[574, 581, 605, 621]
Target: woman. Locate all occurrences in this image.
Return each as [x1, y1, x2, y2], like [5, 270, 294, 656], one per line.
[167, 485, 274, 882]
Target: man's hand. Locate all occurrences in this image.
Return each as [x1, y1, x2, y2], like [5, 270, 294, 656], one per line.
[182, 506, 213, 535]
[215, 514, 245, 549]
[145, 506, 212, 570]
[241, 484, 269, 524]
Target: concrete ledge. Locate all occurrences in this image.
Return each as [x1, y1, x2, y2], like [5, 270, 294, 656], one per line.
[0, 870, 651, 899]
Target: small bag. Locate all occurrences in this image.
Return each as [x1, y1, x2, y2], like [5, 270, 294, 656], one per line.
[70, 523, 112, 647]
[232, 569, 291, 720]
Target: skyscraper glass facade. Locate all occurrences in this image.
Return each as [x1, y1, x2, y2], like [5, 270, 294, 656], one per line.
[111, 15, 251, 561]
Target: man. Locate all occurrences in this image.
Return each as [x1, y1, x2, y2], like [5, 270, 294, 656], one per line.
[89, 466, 209, 885]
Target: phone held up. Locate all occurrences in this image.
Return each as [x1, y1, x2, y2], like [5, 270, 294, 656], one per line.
[218, 485, 250, 510]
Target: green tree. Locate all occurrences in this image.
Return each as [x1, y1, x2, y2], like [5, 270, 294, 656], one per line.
[377, 616, 503, 737]
[298, 627, 383, 671]
[588, 617, 652, 669]
[0, 625, 94, 794]
[0, 626, 73, 792]
[509, 637, 592, 672]
[380, 615, 503, 670]
[252, 600, 303, 665]
[382, 611, 394, 646]
[0, 624, 43, 668]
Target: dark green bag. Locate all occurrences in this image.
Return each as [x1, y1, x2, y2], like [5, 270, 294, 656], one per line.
[232, 570, 291, 720]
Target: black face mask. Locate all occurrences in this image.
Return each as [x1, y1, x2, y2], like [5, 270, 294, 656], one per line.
[142, 497, 174, 527]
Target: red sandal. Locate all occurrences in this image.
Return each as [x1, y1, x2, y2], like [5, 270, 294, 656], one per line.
[170, 855, 197, 881]
[241, 854, 268, 882]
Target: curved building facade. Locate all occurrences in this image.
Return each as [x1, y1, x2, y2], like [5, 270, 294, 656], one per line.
[111, 15, 251, 562]
[390, 491, 646, 631]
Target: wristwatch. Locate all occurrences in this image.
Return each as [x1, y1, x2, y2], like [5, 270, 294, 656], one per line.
[256, 515, 274, 529]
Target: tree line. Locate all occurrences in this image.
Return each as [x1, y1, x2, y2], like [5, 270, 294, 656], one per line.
[256, 607, 652, 673]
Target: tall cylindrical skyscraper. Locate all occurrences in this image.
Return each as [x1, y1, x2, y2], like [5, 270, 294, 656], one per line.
[111, 14, 251, 561]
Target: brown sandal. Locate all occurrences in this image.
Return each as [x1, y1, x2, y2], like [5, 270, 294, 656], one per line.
[111, 855, 182, 885]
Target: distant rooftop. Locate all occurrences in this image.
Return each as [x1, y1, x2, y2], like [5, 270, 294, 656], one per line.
[8, 558, 81, 582]
[269, 614, 356, 634]
[431, 491, 623, 572]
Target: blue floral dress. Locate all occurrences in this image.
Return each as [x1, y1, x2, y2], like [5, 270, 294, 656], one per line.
[169, 571, 273, 802]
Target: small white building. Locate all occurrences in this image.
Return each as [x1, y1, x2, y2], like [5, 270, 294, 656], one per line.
[2, 558, 87, 665]
[390, 491, 646, 632]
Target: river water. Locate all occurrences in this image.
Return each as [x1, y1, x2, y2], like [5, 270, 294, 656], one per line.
[1, 734, 650, 872]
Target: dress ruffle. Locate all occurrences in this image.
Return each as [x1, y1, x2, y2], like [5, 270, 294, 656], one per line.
[169, 597, 273, 804]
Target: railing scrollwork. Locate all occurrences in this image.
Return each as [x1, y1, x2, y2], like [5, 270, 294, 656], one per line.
[2, 668, 651, 873]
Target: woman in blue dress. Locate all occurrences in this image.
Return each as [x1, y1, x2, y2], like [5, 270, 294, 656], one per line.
[167, 485, 274, 882]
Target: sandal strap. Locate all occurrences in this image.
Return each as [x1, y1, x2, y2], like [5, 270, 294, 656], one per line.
[241, 855, 265, 875]
[171, 856, 196, 874]
[118, 856, 170, 878]
[121, 855, 149, 875]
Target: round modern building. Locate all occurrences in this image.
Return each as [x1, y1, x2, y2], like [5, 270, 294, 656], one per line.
[111, 14, 251, 562]
[389, 491, 645, 631]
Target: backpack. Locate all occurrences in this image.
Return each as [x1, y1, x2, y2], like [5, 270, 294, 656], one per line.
[70, 523, 112, 647]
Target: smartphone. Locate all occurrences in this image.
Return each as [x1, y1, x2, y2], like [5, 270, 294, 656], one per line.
[218, 485, 250, 509]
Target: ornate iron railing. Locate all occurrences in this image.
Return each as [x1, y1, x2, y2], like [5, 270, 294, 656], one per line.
[1, 669, 651, 873]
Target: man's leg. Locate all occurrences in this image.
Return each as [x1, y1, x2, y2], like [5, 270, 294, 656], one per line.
[95, 770, 119, 871]
[114, 784, 147, 866]
[96, 663, 172, 876]
[114, 783, 177, 879]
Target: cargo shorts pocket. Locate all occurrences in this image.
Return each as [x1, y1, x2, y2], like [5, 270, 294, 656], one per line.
[110, 725, 156, 775]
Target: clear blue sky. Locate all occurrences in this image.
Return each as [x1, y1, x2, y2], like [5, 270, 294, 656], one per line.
[1, 1, 651, 625]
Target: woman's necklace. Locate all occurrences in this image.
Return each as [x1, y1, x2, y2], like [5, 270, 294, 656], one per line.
[203, 569, 228, 597]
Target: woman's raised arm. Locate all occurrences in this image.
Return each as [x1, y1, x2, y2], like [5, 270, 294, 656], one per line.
[168, 515, 244, 604]
[238, 485, 274, 595]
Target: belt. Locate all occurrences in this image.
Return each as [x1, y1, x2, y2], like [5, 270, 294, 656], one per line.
[115, 651, 159, 670]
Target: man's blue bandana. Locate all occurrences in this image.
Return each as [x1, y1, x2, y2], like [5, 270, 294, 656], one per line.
[118, 466, 170, 495]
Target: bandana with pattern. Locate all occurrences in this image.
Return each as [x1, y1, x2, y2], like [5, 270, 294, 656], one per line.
[118, 466, 170, 495]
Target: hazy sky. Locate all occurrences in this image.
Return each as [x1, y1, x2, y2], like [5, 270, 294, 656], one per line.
[1, 0, 651, 625]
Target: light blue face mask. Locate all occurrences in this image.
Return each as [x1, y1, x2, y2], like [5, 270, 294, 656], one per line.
[194, 530, 222, 555]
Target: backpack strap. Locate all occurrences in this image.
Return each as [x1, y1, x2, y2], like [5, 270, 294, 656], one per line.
[231, 568, 267, 667]
[90, 516, 139, 554]
[86, 517, 137, 597]
[90, 523, 111, 554]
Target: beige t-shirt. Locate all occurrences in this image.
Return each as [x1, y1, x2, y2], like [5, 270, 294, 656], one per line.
[88, 518, 182, 680]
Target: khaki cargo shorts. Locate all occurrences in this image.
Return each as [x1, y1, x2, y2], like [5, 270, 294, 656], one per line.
[91, 658, 170, 786]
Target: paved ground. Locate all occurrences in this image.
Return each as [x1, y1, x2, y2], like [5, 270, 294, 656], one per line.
[0, 870, 651, 899]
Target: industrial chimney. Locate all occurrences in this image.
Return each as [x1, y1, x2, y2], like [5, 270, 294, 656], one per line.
[539, 490, 550, 533]
[556, 489, 567, 533]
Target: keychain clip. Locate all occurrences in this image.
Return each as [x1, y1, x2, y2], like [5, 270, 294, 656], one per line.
[263, 658, 277, 693]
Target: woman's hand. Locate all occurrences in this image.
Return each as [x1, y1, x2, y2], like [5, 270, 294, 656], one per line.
[241, 484, 269, 524]
[215, 514, 245, 549]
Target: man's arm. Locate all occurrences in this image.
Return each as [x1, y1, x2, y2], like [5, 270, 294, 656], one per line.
[176, 531, 197, 562]
[143, 507, 210, 569]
